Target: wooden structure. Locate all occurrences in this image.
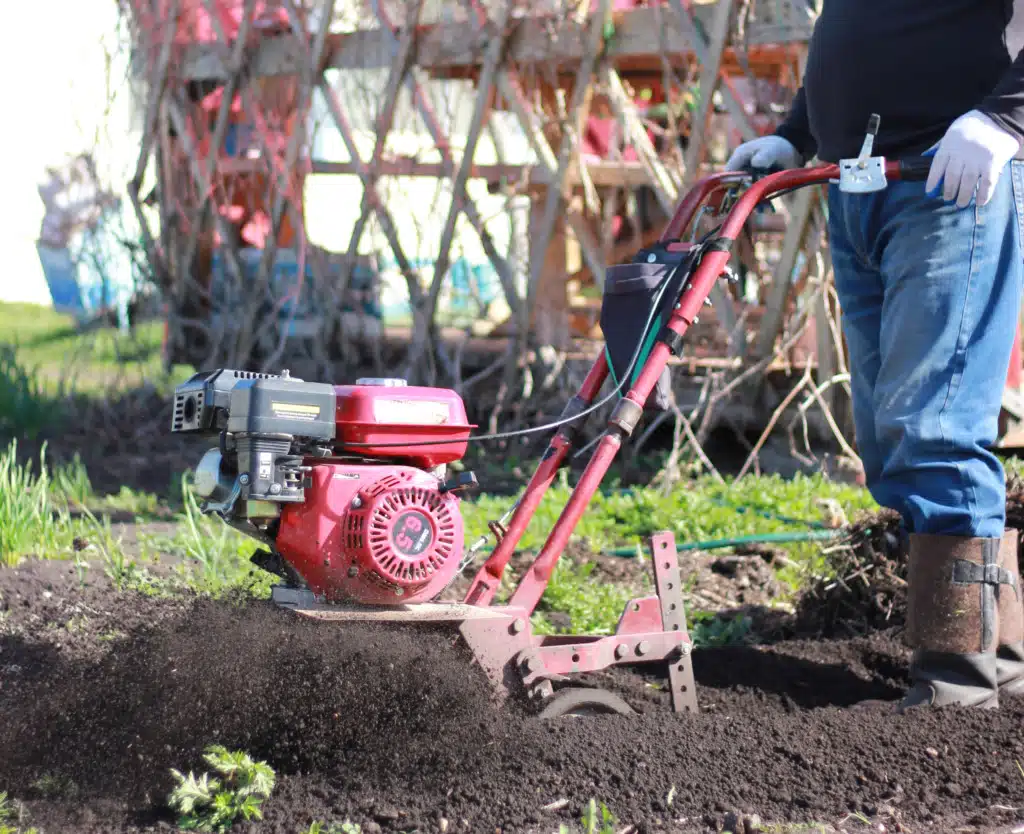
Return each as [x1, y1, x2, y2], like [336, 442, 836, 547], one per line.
[124, 0, 901, 459]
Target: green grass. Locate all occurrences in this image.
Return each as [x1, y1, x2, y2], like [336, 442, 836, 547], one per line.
[463, 468, 877, 577]
[0, 438, 274, 598]
[0, 302, 192, 397]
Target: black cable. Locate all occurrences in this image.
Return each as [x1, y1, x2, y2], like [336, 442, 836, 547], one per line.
[339, 232, 720, 450]
[336, 175, 825, 452]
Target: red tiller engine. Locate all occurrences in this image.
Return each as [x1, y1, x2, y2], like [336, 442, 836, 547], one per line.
[171, 370, 478, 604]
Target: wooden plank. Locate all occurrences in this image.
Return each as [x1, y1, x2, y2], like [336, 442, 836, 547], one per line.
[425, 2, 511, 323]
[602, 67, 680, 214]
[666, 0, 757, 144]
[682, 0, 734, 181]
[753, 186, 817, 360]
[180, 0, 257, 287]
[338, 0, 422, 307]
[524, 0, 611, 349]
[371, 0, 518, 313]
[316, 79, 424, 309]
[177, 6, 816, 80]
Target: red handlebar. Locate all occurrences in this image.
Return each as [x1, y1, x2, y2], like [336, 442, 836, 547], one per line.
[659, 158, 931, 244]
[659, 157, 933, 333]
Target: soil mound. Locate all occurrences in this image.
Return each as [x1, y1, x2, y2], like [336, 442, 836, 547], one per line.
[4, 561, 1024, 833]
[794, 484, 1024, 638]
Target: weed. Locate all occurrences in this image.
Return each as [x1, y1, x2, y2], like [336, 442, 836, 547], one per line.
[304, 822, 362, 834]
[0, 792, 39, 834]
[0, 440, 67, 565]
[559, 799, 618, 834]
[168, 745, 276, 833]
[690, 611, 754, 648]
[0, 345, 61, 440]
[49, 453, 93, 508]
[531, 560, 643, 636]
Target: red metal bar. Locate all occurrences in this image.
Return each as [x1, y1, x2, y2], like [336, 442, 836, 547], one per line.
[507, 342, 674, 613]
[659, 170, 750, 242]
[506, 161, 921, 616]
[464, 353, 610, 606]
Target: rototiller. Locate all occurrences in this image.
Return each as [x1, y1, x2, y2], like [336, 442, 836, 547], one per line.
[170, 116, 931, 717]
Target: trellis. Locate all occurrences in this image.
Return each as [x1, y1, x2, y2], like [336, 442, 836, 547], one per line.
[121, 0, 854, 466]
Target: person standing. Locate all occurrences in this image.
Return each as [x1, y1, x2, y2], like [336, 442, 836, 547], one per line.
[725, 0, 1024, 709]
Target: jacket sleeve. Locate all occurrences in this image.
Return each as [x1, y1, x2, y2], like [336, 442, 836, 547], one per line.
[773, 86, 818, 162]
[978, 50, 1024, 144]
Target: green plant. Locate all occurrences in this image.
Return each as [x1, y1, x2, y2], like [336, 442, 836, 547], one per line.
[49, 453, 93, 508]
[0, 440, 68, 566]
[304, 822, 362, 834]
[0, 792, 39, 834]
[0, 344, 61, 439]
[158, 477, 273, 599]
[691, 611, 754, 648]
[530, 558, 643, 636]
[558, 799, 618, 834]
[168, 745, 276, 832]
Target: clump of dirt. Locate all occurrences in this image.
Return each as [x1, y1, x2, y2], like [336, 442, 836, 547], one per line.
[792, 509, 905, 637]
[793, 483, 1024, 639]
[4, 558, 1024, 834]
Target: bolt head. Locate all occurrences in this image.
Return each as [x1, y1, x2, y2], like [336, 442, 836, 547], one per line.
[351, 496, 363, 509]
[636, 640, 651, 656]
[680, 642, 692, 656]
[647, 253, 657, 263]
[614, 644, 628, 660]
[347, 566, 359, 578]
[510, 618, 525, 635]
[239, 473, 250, 485]
[269, 483, 282, 494]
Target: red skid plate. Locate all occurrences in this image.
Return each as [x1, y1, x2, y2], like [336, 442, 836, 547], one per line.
[271, 531, 698, 713]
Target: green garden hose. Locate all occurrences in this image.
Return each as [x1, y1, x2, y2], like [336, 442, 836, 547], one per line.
[473, 528, 843, 559]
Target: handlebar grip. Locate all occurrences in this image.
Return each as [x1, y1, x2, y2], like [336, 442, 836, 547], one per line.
[748, 163, 786, 178]
[898, 156, 934, 181]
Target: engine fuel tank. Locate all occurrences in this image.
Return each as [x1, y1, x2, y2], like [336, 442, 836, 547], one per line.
[334, 381, 474, 468]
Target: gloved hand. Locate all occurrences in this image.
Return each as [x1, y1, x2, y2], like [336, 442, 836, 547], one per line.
[926, 110, 1021, 208]
[725, 135, 803, 172]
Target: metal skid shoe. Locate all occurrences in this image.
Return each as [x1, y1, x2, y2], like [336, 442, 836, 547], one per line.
[459, 531, 699, 717]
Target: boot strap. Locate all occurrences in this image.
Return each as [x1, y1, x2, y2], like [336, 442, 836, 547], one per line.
[951, 541, 1015, 651]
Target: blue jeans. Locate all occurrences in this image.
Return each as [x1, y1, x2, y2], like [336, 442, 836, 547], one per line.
[827, 161, 1024, 538]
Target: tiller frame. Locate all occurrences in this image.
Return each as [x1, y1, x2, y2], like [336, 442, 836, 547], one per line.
[275, 120, 931, 717]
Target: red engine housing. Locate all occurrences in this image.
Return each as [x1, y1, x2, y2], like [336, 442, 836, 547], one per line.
[334, 384, 474, 468]
[275, 462, 465, 604]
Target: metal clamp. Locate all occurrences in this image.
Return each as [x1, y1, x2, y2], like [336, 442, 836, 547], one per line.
[838, 113, 887, 194]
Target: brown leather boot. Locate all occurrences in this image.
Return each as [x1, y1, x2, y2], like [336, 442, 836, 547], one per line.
[899, 533, 1011, 710]
[997, 528, 1024, 697]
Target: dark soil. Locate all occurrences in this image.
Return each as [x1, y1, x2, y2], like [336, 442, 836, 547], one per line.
[4, 558, 1024, 834]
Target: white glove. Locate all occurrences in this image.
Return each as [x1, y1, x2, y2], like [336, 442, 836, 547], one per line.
[725, 135, 802, 172]
[926, 110, 1021, 208]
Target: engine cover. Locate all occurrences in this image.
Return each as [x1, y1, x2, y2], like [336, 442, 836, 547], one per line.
[275, 463, 465, 605]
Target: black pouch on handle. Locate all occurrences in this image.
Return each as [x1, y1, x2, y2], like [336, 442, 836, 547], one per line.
[598, 253, 693, 412]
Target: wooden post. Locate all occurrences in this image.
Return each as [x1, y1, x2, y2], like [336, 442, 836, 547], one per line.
[523, 0, 611, 349]
[753, 186, 817, 360]
[682, 0, 735, 180]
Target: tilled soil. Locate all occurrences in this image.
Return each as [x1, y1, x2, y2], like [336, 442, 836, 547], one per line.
[4, 559, 1024, 834]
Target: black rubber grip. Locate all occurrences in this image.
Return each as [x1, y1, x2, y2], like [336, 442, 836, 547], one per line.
[747, 163, 786, 178]
[899, 156, 934, 181]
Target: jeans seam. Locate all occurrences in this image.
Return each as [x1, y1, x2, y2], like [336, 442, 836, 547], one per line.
[937, 198, 983, 530]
